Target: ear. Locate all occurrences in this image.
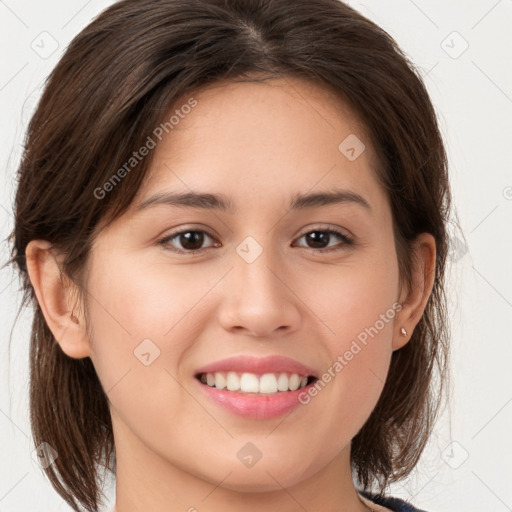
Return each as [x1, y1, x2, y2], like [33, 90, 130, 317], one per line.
[25, 240, 91, 359]
[393, 232, 436, 351]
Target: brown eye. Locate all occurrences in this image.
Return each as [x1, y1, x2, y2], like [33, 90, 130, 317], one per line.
[294, 229, 353, 253]
[159, 230, 218, 253]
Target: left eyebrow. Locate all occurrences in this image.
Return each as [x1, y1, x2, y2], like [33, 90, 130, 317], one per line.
[135, 188, 372, 213]
[289, 189, 372, 212]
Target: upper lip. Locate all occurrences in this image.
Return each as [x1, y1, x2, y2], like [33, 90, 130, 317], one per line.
[195, 355, 318, 379]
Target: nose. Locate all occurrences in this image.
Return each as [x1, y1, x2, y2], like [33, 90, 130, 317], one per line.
[217, 244, 302, 338]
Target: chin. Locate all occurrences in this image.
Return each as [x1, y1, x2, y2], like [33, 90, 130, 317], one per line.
[203, 457, 315, 493]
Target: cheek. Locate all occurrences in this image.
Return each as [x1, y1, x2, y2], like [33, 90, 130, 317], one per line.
[83, 256, 215, 449]
[310, 245, 399, 349]
[85, 254, 223, 359]
[83, 252, 233, 439]
[301, 251, 399, 431]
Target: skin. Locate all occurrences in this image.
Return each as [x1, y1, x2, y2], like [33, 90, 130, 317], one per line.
[26, 76, 435, 512]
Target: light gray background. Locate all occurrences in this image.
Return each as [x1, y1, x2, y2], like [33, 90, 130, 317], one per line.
[1, 1, 511, 511]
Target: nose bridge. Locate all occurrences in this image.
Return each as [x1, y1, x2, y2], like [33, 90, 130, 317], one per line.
[235, 233, 285, 303]
[218, 233, 300, 336]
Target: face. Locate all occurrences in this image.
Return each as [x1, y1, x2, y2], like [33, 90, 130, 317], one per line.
[81, 77, 404, 492]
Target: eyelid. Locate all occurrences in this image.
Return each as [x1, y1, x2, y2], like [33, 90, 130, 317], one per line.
[159, 223, 219, 241]
[296, 223, 353, 239]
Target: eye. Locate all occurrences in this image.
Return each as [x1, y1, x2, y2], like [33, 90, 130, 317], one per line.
[159, 229, 220, 254]
[293, 227, 354, 253]
[158, 226, 354, 255]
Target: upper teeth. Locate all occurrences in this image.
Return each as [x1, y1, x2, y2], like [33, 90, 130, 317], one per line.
[200, 372, 309, 393]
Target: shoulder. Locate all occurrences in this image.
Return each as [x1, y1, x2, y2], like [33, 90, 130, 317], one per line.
[359, 490, 431, 512]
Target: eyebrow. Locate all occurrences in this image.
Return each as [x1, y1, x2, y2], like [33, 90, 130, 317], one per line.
[136, 189, 372, 212]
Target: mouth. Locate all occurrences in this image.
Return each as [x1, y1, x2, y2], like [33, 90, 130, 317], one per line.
[193, 355, 320, 418]
[195, 371, 318, 395]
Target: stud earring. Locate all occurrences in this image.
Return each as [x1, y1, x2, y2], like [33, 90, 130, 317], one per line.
[400, 327, 407, 337]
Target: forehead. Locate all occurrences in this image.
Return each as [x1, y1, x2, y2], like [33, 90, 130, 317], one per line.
[132, 76, 383, 214]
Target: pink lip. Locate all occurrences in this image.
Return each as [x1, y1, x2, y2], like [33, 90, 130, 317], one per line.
[194, 355, 319, 420]
[196, 380, 316, 419]
[194, 355, 318, 378]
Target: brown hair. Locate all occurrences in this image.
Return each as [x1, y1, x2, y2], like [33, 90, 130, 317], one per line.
[6, 0, 452, 510]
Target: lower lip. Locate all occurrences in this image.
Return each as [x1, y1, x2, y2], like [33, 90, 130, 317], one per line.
[196, 378, 316, 419]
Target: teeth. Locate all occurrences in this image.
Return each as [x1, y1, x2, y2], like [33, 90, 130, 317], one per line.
[214, 373, 226, 390]
[240, 372, 260, 392]
[259, 373, 277, 393]
[200, 371, 310, 393]
[277, 372, 289, 391]
[226, 371, 240, 391]
[289, 373, 300, 391]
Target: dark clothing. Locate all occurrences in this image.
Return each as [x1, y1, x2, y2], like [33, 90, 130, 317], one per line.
[360, 490, 429, 512]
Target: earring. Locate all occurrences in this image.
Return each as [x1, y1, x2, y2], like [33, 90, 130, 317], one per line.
[400, 327, 407, 337]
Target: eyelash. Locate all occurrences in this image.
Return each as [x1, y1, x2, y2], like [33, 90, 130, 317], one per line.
[158, 226, 354, 255]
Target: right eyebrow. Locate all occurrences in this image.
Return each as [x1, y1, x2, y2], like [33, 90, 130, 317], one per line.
[136, 191, 234, 212]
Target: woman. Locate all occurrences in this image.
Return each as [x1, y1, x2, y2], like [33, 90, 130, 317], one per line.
[8, 0, 451, 510]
